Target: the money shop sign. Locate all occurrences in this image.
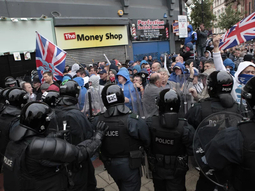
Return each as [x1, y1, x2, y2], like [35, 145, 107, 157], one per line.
[55, 26, 128, 50]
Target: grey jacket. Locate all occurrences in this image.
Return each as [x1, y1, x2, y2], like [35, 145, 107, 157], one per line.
[197, 29, 209, 47]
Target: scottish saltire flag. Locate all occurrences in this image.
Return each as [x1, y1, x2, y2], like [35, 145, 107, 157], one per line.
[36, 31, 66, 82]
[219, 12, 255, 50]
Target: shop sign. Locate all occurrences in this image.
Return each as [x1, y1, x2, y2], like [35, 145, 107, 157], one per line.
[55, 26, 128, 50]
[130, 19, 169, 41]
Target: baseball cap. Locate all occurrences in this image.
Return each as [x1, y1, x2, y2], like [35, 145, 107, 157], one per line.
[173, 65, 181, 70]
[89, 64, 93, 67]
[98, 69, 107, 74]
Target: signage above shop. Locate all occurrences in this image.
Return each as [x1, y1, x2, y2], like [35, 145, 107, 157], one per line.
[55, 26, 128, 50]
[130, 19, 169, 42]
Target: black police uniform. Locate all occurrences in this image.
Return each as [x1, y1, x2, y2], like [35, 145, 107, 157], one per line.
[185, 71, 242, 191]
[204, 119, 255, 191]
[53, 80, 98, 191]
[147, 115, 194, 191]
[0, 105, 20, 170]
[95, 106, 150, 191]
[204, 76, 255, 191]
[95, 84, 150, 191]
[0, 88, 28, 171]
[3, 102, 106, 191]
[185, 97, 241, 129]
[146, 88, 194, 191]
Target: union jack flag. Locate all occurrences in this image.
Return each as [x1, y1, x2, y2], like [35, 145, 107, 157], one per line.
[36, 31, 66, 82]
[219, 12, 255, 50]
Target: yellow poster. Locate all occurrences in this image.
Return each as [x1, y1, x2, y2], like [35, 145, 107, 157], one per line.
[55, 26, 128, 50]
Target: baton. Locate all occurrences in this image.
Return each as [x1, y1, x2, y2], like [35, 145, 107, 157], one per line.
[88, 92, 93, 118]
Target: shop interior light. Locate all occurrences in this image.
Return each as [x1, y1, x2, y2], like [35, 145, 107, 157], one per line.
[0, 16, 7, 20]
[11, 18, 19, 22]
[40, 14, 47, 19]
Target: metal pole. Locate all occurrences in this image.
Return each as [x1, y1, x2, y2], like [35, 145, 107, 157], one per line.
[202, 0, 204, 23]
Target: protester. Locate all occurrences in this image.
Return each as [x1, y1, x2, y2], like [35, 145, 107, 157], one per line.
[143, 73, 162, 118]
[43, 71, 59, 92]
[196, 23, 209, 58]
[22, 82, 36, 102]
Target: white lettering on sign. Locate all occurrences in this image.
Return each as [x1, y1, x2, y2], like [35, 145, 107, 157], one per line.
[155, 137, 174, 145]
[106, 93, 117, 103]
[105, 131, 119, 137]
[64, 32, 76, 40]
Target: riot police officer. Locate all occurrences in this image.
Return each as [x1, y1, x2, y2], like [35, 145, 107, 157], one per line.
[186, 70, 242, 129]
[41, 90, 60, 134]
[95, 84, 151, 191]
[185, 70, 243, 191]
[0, 88, 28, 169]
[5, 76, 17, 87]
[203, 76, 255, 191]
[3, 101, 108, 191]
[53, 80, 102, 191]
[146, 89, 194, 191]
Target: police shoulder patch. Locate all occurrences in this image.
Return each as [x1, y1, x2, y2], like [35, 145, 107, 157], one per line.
[130, 113, 139, 120]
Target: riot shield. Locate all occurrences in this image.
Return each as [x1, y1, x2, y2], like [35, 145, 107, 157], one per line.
[83, 87, 106, 120]
[193, 111, 243, 189]
[127, 84, 145, 118]
[176, 74, 194, 115]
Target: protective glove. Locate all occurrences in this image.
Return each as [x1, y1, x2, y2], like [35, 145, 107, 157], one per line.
[77, 121, 108, 158]
[93, 121, 109, 141]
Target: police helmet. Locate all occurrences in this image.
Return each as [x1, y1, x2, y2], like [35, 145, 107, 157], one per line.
[42, 90, 59, 107]
[6, 87, 29, 108]
[20, 101, 53, 134]
[60, 80, 80, 98]
[32, 75, 41, 84]
[0, 88, 10, 103]
[101, 84, 125, 108]
[207, 71, 233, 98]
[5, 76, 17, 87]
[242, 76, 255, 109]
[156, 89, 180, 114]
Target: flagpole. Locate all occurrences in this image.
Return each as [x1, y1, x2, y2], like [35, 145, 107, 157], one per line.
[66, 53, 85, 69]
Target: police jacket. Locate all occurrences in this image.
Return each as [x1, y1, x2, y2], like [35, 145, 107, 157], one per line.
[3, 126, 91, 191]
[0, 105, 20, 169]
[94, 104, 150, 158]
[53, 105, 94, 191]
[185, 97, 241, 129]
[147, 115, 194, 156]
[204, 118, 255, 191]
[54, 105, 93, 145]
[146, 115, 194, 179]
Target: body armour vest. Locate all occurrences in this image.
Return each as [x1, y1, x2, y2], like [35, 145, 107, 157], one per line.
[3, 138, 68, 191]
[235, 121, 255, 191]
[201, 99, 239, 119]
[99, 114, 140, 158]
[0, 113, 19, 167]
[150, 116, 185, 156]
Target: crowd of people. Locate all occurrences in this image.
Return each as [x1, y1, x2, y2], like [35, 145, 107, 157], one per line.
[0, 24, 255, 191]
